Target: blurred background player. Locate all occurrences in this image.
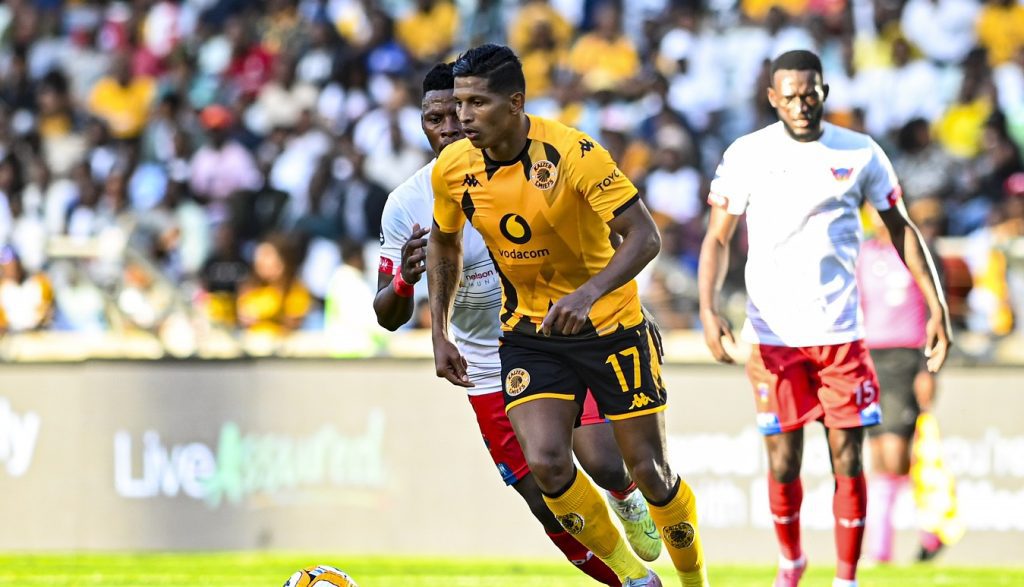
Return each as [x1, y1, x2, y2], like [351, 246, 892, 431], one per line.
[698, 50, 952, 587]
[857, 206, 963, 563]
[428, 45, 708, 587]
[373, 62, 660, 587]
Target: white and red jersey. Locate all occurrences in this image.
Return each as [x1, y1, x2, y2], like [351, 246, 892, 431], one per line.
[379, 159, 503, 395]
[857, 238, 928, 349]
[709, 121, 900, 347]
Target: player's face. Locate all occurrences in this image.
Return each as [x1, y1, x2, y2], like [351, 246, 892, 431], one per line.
[421, 89, 463, 156]
[768, 69, 829, 142]
[453, 75, 521, 150]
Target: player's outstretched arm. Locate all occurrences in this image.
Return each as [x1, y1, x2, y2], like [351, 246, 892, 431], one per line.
[698, 205, 741, 364]
[878, 204, 953, 373]
[373, 223, 430, 331]
[540, 199, 661, 336]
[426, 222, 473, 387]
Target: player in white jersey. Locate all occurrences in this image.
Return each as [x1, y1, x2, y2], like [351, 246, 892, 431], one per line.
[373, 64, 660, 586]
[697, 50, 951, 587]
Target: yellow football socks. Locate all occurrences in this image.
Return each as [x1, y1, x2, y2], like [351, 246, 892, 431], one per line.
[647, 478, 709, 587]
[543, 469, 649, 582]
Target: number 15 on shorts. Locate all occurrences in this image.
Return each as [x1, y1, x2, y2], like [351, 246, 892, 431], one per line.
[855, 379, 882, 427]
[855, 380, 877, 406]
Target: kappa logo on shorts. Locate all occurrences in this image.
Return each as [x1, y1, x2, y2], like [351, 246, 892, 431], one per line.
[557, 512, 585, 535]
[663, 521, 695, 549]
[530, 160, 557, 190]
[629, 393, 654, 410]
[505, 368, 531, 396]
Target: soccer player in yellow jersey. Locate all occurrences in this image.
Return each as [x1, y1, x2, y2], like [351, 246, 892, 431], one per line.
[426, 44, 709, 587]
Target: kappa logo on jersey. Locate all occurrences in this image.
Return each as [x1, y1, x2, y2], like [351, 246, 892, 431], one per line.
[499, 213, 533, 245]
[579, 138, 594, 157]
[378, 256, 394, 275]
[462, 173, 480, 187]
[530, 160, 557, 190]
[629, 393, 654, 410]
[505, 368, 531, 396]
[831, 167, 854, 181]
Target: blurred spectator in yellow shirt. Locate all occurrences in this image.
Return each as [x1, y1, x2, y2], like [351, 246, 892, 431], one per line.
[742, 0, 810, 22]
[327, 0, 371, 48]
[36, 70, 74, 141]
[519, 19, 567, 99]
[976, 0, 1024, 66]
[236, 233, 312, 336]
[963, 175, 1024, 336]
[200, 225, 250, 329]
[509, 0, 573, 56]
[396, 0, 459, 64]
[0, 246, 54, 334]
[935, 60, 995, 160]
[87, 52, 156, 141]
[567, 3, 640, 94]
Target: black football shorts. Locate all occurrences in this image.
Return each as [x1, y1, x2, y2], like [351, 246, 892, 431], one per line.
[499, 321, 667, 421]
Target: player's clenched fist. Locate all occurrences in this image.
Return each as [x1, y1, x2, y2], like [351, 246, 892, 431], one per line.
[401, 223, 430, 284]
[700, 308, 736, 364]
[540, 287, 598, 336]
[924, 314, 951, 373]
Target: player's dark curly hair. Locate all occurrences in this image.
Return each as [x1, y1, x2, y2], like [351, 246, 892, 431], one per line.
[452, 44, 525, 95]
[770, 50, 823, 78]
[422, 62, 454, 95]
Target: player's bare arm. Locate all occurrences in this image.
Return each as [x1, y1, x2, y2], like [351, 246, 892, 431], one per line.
[426, 222, 473, 387]
[540, 200, 661, 336]
[610, 230, 664, 362]
[373, 223, 430, 330]
[697, 205, 741, 364]
[878, 204, 953, 373]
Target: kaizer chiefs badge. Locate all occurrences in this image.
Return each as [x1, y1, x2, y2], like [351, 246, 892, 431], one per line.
[557, 512, 585, 535]
[505, 368, 531, 396]
[663, 521, 695, 549]
[531, 160, 557, 190]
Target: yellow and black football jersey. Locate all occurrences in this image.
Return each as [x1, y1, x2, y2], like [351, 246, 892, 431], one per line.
[432, 114, 643, 338]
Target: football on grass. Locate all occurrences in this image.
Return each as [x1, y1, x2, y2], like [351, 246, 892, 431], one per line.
[283, 565, 359, 587]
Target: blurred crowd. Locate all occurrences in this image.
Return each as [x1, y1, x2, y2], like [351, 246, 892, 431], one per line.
[0, 0, 1023, 355]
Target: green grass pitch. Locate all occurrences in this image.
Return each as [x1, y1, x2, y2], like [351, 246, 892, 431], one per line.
[0, 554, 1021, 586]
